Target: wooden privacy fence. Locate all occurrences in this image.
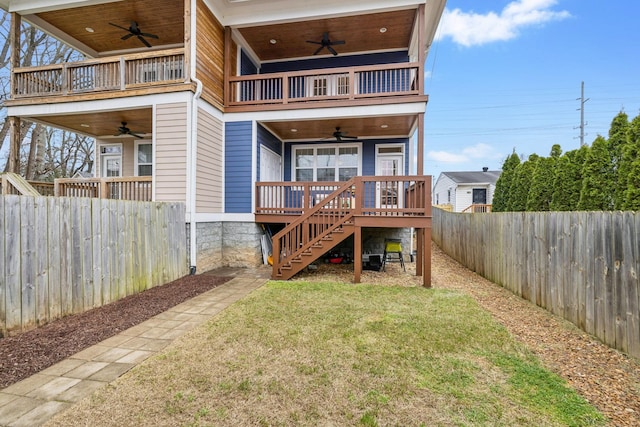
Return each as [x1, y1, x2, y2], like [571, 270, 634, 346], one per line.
[432, 208, 640, 359]
[0, 195, 188, 337]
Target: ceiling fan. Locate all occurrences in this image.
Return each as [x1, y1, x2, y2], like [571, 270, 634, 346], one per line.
[331, 127, 358, 142]
[115, 122, 144, 138]
[109, 21, 158, 48]
[306, 32, 345, 56]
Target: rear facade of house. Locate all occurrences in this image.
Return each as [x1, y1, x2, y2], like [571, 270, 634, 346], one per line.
[1, 0, 446, 283]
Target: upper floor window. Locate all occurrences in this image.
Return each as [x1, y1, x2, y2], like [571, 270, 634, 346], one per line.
[307, 74, 350, 97]
[293, 144, 361, 182]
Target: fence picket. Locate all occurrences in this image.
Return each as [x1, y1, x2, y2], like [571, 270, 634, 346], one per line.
[0, 196, 5, 336]
[432, 208, 640, 359]
[0, 195, 187, 336]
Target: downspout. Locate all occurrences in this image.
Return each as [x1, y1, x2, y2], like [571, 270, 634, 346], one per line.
[189, 0, 203, 274]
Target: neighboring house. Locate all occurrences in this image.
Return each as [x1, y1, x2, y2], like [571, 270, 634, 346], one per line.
[1, 0, 446, 285]
[432, 168, 501, 213]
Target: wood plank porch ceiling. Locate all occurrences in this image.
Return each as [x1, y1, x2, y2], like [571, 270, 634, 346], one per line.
[261, 115, 418, 142]
[31, 2, 415, 61]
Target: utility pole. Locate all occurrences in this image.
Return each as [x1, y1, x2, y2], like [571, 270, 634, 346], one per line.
[577, 81, 589, 147]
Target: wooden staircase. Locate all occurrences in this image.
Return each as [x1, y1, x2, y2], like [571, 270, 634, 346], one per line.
[271, 179, 357, 280]
[0, 173, 41, 196]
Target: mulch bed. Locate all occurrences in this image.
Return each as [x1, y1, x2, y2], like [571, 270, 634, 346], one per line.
[0, 274, 231, 389]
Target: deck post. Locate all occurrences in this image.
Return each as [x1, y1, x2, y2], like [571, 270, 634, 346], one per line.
[416, 228, 423, 276]
[354, 226, 362, 283]
[423, 227, 431, 288]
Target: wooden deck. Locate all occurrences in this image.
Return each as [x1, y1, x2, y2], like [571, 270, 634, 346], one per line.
[256, 176, 431, 226]
[262, 176, 432, 286]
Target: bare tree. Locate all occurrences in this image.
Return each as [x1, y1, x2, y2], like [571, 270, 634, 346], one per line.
[1, 11, 92, 178]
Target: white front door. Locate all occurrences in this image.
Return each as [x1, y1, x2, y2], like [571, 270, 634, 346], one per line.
[102, 155, 121, 178]
[260, 147, 281, 181]
[260, 147, 282, 208]
[376, 153, 403, 209]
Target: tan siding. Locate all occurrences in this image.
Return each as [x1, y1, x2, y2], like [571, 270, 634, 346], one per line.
[122, 141, 135, 176]
[196, 0, 225, 109]
[155, 103, 188, 202]
[196, 108, 224, 212]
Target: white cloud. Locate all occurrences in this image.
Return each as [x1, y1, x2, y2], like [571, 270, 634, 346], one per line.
[427, 143, 501, 164]
[438, 0, 571, 47]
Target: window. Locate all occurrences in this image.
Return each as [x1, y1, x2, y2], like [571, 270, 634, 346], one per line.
[293, 144, 361, 182]
[135, 142, 153, 176]
[307, 74, 350, 97]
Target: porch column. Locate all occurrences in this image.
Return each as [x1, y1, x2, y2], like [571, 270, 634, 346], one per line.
[7, 117, 21, 173]
[417, 112, 424, 175]
[223, 27, 232, 107]
[7, 13, 21, 173]
[353, 226, 362, 283]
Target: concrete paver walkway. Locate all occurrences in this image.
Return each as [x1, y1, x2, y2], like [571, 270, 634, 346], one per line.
[0, 268, 269, 427]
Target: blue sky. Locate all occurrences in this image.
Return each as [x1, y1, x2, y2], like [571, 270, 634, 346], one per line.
[423, 0, 640, 179]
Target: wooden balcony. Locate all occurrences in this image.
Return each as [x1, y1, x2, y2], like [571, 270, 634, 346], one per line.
[226, 62, 424, 112]
[255, 175, 431, 227]
[54, 177, 152, 201]
[11, 48, 186, 101]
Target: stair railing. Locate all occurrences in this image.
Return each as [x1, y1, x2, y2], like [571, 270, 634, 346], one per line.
[272, 178, 357, 277]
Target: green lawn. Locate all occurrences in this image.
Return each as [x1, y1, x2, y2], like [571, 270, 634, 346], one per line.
[50, 281, 605, 426]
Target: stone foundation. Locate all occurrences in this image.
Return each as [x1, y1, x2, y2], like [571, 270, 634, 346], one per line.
[187, 222, 264, 272]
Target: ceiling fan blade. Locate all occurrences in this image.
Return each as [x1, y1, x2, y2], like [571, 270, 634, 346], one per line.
[313, 45, 325, 55]
[327, 45, 338, 56]
[140, 32, 159, 39]
[306, 40, 322, 44]
[138, 35, 152, 48]
[331, 40, 345, 45]
[109, 22, 130, 32]
[130, 132, 144, 139]
[121, 33, 134, 41]
[342, 135, 358, 139]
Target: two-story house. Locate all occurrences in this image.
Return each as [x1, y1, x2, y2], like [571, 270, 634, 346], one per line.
[1, 0, 446, 286]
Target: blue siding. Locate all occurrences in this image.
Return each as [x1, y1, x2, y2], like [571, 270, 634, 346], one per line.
[257, 124, 282, 181]
[240, 50, 258, 75]
[225, 121, 253, 213]
[262, 51, 408, 73]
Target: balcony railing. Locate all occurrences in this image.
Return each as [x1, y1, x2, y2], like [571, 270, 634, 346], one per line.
[256, 176, 431, 218]
[54, 177, 152, 201]
[461, 204, 492, 213]
[228, 62, 420, 108]
[12, 48, 185, 98]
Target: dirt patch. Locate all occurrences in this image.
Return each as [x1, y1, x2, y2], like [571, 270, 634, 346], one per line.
[0, 273, 231, 389]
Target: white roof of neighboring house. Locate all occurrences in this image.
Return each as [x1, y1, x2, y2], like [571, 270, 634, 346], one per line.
[439, 170, 501, 186]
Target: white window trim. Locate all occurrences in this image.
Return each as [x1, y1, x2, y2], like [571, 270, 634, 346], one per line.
[305, 73, 351, 97]
[375, 143, 405, 175]
[134, 140, 153, 177]
[291, 142, 362, 182]
[99, 143, 122, 177]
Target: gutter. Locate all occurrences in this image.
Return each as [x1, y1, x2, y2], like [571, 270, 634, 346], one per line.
[188, 0, 203, 274]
